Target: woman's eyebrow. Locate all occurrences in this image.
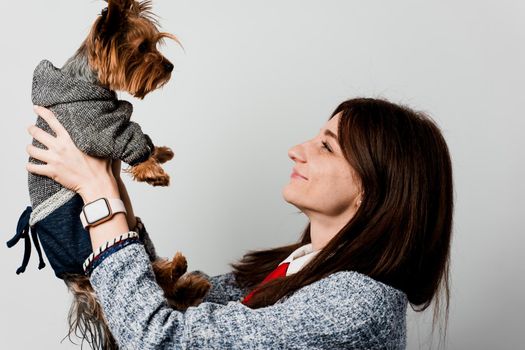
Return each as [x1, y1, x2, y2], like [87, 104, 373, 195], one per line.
[320, 128, 338, 140]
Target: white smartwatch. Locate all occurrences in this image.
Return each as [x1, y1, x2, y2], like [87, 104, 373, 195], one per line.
[80, 198, 127, 229]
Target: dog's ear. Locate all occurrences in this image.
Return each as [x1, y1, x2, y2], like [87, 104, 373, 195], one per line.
[99, 0, 133, 38]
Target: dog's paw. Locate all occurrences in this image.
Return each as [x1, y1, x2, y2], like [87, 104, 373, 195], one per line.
[166, 274, 212, 310]
[147, 171, 170, 187]
[152, 252, 187, 282]
[152, 257, 176, 286]
[153, 146, 174, 164]
[152, 253, 212, 311]
[170, 251, 188, 281]
[125, 157, 171, 186]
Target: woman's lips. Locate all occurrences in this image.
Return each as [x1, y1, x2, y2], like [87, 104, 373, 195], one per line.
[291, 169, 308, 180]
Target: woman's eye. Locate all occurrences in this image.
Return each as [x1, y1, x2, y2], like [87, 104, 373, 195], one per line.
[138, 42, 148, 53]
[321, 140, 332, 152]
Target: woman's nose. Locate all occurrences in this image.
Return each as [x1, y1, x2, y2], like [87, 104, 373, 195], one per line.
[288, 144, 306, 162]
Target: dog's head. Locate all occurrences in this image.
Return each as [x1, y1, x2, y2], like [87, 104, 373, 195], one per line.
[85, 0, 180, 98]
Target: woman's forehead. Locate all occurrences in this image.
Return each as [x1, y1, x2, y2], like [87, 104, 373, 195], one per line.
[326, 112, 342, 131]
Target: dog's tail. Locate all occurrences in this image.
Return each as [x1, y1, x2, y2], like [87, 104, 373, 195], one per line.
[62, 274, 118, 350]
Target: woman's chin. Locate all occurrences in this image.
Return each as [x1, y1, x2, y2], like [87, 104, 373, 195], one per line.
[282, 185, 300, 206]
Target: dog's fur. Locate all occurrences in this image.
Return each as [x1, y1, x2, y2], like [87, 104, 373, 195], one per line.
[57, 1, 211, 348]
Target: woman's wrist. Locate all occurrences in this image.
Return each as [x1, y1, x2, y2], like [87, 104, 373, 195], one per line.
[114, 176, 137, 229]
[80, 177, 120, 204]
[88, 212, 130, 252]
[77, 173, 136, 252]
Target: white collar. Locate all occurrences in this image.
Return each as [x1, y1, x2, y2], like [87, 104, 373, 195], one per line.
[279, 243, 320, 276]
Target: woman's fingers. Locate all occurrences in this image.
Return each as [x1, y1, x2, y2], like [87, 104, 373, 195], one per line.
[33, 105, 69, 139]
[27, 125, 56, 149]
[26, 162, 53, 178]
[26, 144, 54, 163]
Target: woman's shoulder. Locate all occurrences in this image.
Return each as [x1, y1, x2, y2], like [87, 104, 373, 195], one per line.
[328, 270, 407, 301]
[272, 270, 407, 348]
[284, 269, 408, 316]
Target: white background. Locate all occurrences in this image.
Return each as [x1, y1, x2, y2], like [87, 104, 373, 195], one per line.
[1, 1, 523, 349]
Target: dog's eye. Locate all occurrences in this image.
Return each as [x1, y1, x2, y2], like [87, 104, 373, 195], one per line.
[138, 41, 148, 53]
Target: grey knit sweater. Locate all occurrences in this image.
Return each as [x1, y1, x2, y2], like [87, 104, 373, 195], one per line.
[29, 60, 154, 226]
[89, 241, 408, 349]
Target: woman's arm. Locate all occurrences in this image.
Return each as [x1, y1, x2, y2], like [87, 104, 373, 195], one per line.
[27, 106, 247, 302]
[89, 243, 403, 349]
[200, 272, 250, 304]
[112, 159, 137, 230]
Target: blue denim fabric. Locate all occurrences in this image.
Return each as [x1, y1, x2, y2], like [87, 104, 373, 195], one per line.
[7, 194, 92, 279]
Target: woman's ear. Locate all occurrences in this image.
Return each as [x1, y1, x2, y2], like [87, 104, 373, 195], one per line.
[356, 191, 364, 207]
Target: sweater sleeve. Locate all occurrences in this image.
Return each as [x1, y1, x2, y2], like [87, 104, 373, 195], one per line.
[197, 271, 250, 305]
[47, 100, 154, 166]
[89, 242, 407, 350]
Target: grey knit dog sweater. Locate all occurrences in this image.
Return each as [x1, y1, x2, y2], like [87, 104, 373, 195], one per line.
[29, 59, 154, 226]
[6, 59, 156, 277]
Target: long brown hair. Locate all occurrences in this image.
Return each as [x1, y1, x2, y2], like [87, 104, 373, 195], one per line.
[230, 97, 453, 339]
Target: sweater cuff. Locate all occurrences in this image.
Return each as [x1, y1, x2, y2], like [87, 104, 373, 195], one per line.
[82, 216, 154, 277]
[83, 231, 141, 277]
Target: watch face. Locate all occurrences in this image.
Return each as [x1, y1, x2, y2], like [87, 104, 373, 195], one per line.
[84, 198, 111, 225]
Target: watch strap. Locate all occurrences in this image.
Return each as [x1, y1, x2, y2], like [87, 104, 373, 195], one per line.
[80, 198, 127, 229]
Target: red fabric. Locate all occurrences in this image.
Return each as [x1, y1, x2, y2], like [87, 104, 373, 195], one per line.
[241, 262, 290, 305]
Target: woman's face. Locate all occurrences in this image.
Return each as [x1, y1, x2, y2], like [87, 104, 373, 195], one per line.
[282, 112, 362, 221]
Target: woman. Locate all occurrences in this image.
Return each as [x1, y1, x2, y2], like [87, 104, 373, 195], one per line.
[26, 97, 453, 349]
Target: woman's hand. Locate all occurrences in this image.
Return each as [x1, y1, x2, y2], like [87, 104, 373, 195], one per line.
[26, 105, 120, 203]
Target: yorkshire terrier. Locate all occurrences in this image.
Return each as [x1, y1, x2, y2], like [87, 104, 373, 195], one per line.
[7, 1, 211, 349]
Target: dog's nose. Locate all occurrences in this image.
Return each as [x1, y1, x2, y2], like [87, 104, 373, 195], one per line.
[164, 62, 174, 72]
